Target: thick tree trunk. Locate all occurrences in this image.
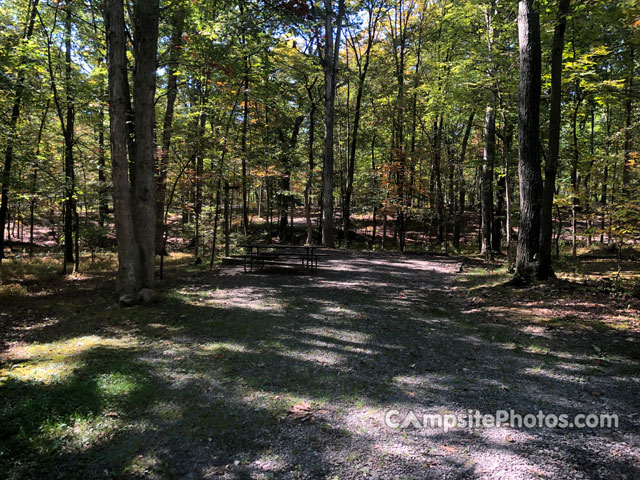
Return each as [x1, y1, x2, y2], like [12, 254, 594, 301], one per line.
[538, 0, 570, 279]
[132, 0, 160, 288]
[104, 0, 142, 294]
[321, 0, 345, 248]
[514, 0, 543, 283]
[104, 0, 159, 296]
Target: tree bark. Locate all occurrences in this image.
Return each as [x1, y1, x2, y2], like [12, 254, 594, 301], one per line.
[503, 120, 514, 266]
[241, 60, 250, 234]
[514, 0, 543, 283]
[132, 0, 160, 288]
[98, 92, 109, 227]
[104, 0, 141, 294]
[321, 0, 345, 248]
[538, 0, 570, 279]
[62, 6, 76, 273]
[104, 0, 159, 295]
[481, 104, 495, 257]
[622, 46, 634, 195]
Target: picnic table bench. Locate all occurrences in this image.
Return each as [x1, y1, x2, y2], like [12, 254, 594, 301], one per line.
[235, 244, 328, 272]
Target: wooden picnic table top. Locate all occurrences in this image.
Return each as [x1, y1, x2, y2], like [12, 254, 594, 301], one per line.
[238, 244, 326, 249]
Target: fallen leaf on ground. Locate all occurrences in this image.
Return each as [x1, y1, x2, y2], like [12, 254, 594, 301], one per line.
[283, 401, 313, 422]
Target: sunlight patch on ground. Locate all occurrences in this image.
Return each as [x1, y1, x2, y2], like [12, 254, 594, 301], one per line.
[151, 401, 186, 422]
[42, 414, 121, 451]
[0, 335, 138, 386]
[282, 348, 345, 366]
[0, 283, 28, 297]
[471, 444, 551, 479]
[175, 286, 286, 312]
[201, 341, 250, 354]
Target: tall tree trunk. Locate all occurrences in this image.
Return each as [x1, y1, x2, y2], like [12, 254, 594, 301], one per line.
[29, 101, 49, 256]
[537, 0, 569, 279]
[0, 0, 40, 262]
[305, 83, 317, 245]
[278, 116, 304, 241]
[514, 0, 543, 283]
[503, 120, 514, 266]
[241, 60, 250, 234]
[453, 110, 474, 251]
[104, 0, 159, 296]
[601, 104, 610, 243]
[132, 0, 160, 288]
[481, 104, 495, 257]
[62, 6, 76, 274]
[585, 104, 595, 247]
[98, 91, 109, 227]
[370, 134, 378, 247]
[433, 116, 445, 243]
[155, 10, 183, 253]
[344, 11, 377, 247]
[104, 0, 141, 294]
[321, 0, 345, 248]
[194, 86, 207, 259]
[571, 98, 581, 258]
[622, 46, 634, 195]
[493, 165, 505, 253]
[224, 181, 230, 256]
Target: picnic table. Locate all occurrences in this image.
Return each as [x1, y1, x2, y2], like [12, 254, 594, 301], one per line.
[235, 244, 328, 272]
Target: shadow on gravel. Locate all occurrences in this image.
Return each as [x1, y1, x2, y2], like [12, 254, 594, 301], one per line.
[1, 250, 638, 479]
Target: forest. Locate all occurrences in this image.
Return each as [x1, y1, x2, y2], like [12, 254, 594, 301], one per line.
[1, 0, 640, 478]
[0, 0, 637, 288]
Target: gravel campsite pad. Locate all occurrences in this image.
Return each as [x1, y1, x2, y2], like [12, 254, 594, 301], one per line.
[1, 251, 639, 479]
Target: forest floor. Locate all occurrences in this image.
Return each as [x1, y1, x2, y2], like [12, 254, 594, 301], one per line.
[1, 250, 639, 479]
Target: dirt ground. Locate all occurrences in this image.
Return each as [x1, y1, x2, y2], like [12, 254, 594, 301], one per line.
[1, 250, 639, 479]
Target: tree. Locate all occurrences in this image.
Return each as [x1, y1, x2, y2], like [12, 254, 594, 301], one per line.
[0, 0, 40, 262]
[513, 0, 543, 283]
[103, 0, 159, 297]
[343, 0, 382, 246]
[321, 0, 345, 248]
[537, 0, 570, 280]
[155, 6, 184, 254]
